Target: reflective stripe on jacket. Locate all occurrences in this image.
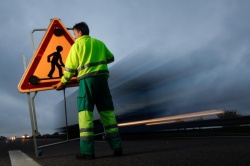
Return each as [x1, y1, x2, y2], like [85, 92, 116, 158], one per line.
[61, 35, 114, 84]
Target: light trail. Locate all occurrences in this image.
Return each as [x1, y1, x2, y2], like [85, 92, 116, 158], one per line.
[146, 120, 176, 126]
[117, 109, 224, 127]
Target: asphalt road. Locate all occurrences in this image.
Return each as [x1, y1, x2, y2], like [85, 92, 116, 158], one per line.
[1, 136, 250, 166]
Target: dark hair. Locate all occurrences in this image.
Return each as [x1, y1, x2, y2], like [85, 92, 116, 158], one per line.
[73, 22, 89, 35]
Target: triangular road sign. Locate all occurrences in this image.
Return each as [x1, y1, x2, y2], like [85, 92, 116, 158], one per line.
[18, 18, 78, 93]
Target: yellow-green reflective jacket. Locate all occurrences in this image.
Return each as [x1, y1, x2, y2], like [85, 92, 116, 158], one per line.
[61, 35, 114, 84]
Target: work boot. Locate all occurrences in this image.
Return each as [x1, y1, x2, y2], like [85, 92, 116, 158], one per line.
[76, 153, 95, 160]
[114, 148, 123, 156]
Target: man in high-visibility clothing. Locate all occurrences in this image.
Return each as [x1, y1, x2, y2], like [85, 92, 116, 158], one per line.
[54, 22, 122, 160]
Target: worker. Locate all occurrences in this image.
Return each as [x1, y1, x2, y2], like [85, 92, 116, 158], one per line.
[53, 22, 122, 160]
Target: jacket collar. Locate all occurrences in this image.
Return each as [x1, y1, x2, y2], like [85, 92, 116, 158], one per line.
[75, 35, 90, 42]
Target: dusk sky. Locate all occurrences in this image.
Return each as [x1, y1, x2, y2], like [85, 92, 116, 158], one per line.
[1, 0, 250, 137]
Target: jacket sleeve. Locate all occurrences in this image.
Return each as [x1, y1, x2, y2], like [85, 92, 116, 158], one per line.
[61, 44, 79, 84]
[105, 44, 114, 64]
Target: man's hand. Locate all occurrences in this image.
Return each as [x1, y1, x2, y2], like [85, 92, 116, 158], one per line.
[53, 81, 65, 91]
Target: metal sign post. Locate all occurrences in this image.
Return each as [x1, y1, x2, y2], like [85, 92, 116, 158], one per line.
[63, 89, 69, 141]
[27, 92, 39, 157]
[23, 55, 39, 157]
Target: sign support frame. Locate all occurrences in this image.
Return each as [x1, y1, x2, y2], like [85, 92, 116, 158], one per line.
[25, 27, 74, 158]
[27, 89, 72, 158]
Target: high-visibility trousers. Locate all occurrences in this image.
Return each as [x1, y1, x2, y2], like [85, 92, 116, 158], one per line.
[77, 76, 122, 154]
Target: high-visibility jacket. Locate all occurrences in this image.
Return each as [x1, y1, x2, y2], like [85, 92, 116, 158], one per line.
[61, 35, 114, 84]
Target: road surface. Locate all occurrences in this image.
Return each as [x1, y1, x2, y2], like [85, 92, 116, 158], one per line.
[1, 136, 250, 166]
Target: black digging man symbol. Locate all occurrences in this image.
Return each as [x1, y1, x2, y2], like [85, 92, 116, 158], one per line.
[47, 45, 65, 78]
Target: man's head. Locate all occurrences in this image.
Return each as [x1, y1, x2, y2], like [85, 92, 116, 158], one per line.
[73, 22, 89, 39]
